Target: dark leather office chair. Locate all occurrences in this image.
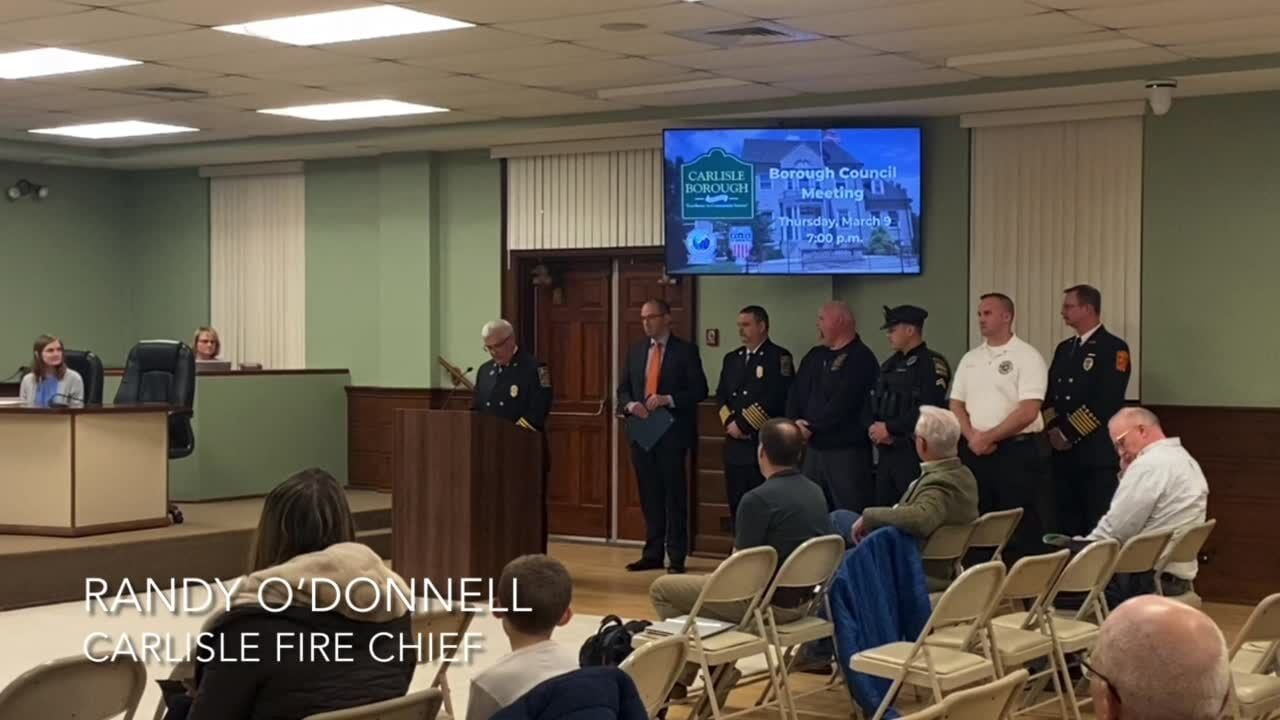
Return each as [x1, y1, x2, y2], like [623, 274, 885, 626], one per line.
[115, 341, 196, 524]
[62, 349, 103, 405]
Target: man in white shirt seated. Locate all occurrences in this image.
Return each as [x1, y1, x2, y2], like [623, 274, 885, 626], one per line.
[1079, 406, 1208, 607]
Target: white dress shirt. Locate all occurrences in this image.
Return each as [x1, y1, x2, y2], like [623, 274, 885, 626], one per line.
[1085, 437, 1209, 579]
[949, 335, 1047, 433]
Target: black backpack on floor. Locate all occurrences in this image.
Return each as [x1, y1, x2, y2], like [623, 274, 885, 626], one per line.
[579, 614, 652, 667]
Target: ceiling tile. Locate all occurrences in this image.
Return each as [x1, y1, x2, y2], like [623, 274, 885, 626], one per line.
[29, 63, 220, 91]
[462, 94, 631, 117]
[780, 0, 1049, 37]
[1124, 14, 1280, 45]
[403, 42, 621, 74]
[717, 54, 933, 83]
[494, 4, 754, 42]
[1068, 0, 1280, 28]
[958, 46, 1183, 77]
[0, 1, 86, 23]
[777, 67, 975, 94]
[0, 79, 72, 99]
[625, 82, 798, 106]
[319, 27, 548, 60]
[207, 86, 349, 111]
[1032, 0, 1178, 8]
[121, 0, 372, 26]
[4, 90, 168, 111]
[329, 75, 528, 104]
[701, 0, 912, 21]
[574, 33, 717, 57]
[256, 60, 452, 88]
[400, 0, 672, 24]
[165, 47, 355, 75]
[480, 57, 701, 92]
[0, 8, 195, 45]
[447, 86, 615, 109]
[853, 13, 1101, 55]
[657, 38, 877, 70]
[1172, 36, 1280, 58]
[72, 29, 282, 62]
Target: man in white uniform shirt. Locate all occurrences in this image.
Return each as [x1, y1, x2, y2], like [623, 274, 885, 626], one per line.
[949, 293, 1051, 562]
[1086, 406, 1208, 606]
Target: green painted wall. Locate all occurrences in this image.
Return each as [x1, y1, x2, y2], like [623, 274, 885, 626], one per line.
[432, 151, 502, 387]
[1142, 92, 1280, 406]
[0, 162, 137, 369]
[128, 170, 210, 343]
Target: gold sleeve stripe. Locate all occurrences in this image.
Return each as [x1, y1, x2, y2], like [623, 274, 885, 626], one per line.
[744, 405, 769, 430]
[1068, 413, 1088, 436]
[719, 405, 732, 425]
[516, 418, 535, 431]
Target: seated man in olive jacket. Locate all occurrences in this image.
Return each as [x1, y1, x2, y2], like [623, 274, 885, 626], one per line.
[831, 405, 979, 546]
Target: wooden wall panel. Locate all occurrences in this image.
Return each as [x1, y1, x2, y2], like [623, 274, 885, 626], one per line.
[694, 400, 732, 557]
[346, 387, 466, 491]
[1147, 405, 1280, 604]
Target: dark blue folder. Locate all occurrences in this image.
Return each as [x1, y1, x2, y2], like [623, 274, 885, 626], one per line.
[626, 407, 675, 451]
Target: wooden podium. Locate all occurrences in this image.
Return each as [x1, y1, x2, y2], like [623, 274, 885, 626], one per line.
[391, 409, 544, 590]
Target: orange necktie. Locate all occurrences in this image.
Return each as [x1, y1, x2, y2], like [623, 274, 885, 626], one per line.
[645, 341, 663, 397]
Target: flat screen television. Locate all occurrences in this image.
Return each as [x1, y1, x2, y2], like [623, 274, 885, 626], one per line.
[663, 127, 922, 275]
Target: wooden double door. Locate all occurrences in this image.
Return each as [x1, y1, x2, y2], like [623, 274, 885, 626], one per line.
[514, 254, 693, 542]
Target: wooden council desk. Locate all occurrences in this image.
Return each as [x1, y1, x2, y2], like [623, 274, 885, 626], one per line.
[0, 405, 169, 536]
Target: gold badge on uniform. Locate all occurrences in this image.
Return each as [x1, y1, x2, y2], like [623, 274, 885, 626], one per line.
[756, 365, 764, 379]
[781, 354, 793, 376]
[1083, 356, 1094, 371]
[832, 353, 847, 371]
[537, 366, 551, 388]
[510, 384, 519, 398]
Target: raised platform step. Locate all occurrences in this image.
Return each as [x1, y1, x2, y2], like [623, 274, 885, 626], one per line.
[0, 490, 392, 610]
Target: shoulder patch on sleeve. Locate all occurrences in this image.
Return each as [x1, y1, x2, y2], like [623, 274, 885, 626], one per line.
[537, 365, 551, 388]
[780, 353, 794, 377]
[1115, 350, 1130, 373]
[933, 356, 950, 379]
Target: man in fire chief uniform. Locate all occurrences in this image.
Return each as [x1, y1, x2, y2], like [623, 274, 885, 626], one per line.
[1044, 284, 1132, 537]
[866, 305, 952, 507]
[715, 305, 794, 529]
[473, 318, 553, 549]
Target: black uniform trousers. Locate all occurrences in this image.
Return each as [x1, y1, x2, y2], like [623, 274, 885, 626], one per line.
[724, 461, 765, 530]
[631, 432, 688, 567]
[1052, 450, 1119, 537]
[802, 445, 874, 513]
[960, 434, 1052, 564]
[875, 440, 920, 507]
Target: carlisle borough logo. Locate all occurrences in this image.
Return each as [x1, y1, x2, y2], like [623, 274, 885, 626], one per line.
[998, 360, 1013, 375]
[680, 148, 755, 221]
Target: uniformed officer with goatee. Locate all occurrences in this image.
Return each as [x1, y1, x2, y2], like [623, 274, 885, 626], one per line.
[714, 305, 793, 528]
[866, 305, 951, 506]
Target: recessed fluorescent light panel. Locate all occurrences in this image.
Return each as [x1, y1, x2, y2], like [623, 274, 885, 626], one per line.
[258, 99, 448, 121]
[0, 48, 139, 79]
[29, 121, 198, 139]
[215, 5, 473, 46]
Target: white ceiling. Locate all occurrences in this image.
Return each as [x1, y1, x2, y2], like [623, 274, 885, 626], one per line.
[1, 0, 1280, 165]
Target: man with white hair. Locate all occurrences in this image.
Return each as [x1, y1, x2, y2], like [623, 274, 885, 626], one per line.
[831, 406, 979, 549]
[474, 319, 553, 549]
[1080, 406, 1208, 604]
[1086, 595, 1230, 720]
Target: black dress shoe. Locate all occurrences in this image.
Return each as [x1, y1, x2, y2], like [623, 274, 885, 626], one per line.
[626, 559, 664, 572]
[667, 565, 687, 575]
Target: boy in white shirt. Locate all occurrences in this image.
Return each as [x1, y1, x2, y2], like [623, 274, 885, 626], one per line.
[467, 555, 578, 720]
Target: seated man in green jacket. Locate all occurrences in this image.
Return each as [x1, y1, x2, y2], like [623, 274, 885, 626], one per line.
[831, 405, 979, 547]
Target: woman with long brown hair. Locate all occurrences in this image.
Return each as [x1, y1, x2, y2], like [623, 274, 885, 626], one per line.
[176, 468, 415, 720]
[19, 334, 83, 408]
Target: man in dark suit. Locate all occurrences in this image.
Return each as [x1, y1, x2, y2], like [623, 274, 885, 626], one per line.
[714, 305, 793, 529]
[617, 298, 708, 574]
[1044, 284, 1132, 536]
[473, 318, 553, 550]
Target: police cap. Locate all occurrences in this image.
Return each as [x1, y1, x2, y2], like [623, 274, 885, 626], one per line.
[881, 304, 928, 330]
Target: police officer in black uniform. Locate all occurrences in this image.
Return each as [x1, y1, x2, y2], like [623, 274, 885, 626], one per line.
[473, 319, 553, 548]
[866, 305, 952, 506]
[714, 305, 794, 529]
[1044, 284, 1131, 536]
